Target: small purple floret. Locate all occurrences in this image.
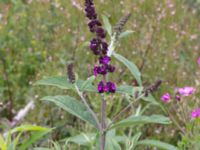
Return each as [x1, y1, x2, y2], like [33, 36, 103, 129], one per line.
[88, 20, 102, 32]
[97, 65, 107, 75]
[107, 64, 115, 72]
[90, 38, 99, 51]
[99, 56, 111, 64]
[96, 27, 106, 38]
[106, 82, 116, 93]
[98, 81, 104, 93]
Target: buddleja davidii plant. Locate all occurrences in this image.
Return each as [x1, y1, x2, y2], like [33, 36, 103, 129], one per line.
[35, 0, 178, 149]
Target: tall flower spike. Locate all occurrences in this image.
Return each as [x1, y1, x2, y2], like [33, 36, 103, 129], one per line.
[85, 0, 116, 93]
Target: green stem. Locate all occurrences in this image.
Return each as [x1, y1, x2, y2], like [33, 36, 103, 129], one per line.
[75, 85, 101, 130]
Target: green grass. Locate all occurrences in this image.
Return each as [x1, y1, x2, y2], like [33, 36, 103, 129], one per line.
[0, 0, 199, 149]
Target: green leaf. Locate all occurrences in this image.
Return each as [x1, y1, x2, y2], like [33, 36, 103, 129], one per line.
[34, 76, 75, 90]
[80, 76, 95, 91]
[10, 125, 51, 134]
[51, 141, 62, 150]
[34, 76, 96, 92]
[66, 133, 96, 146]
[102, 15, 112, 36]
[106, 129, 121, 150]
[113, 52, 142, 86]
[35, 76, 142, 96]
[41, 95, 97, 128]
[116, 85, 143, 95]
[137, 139, 178, 150]
[127, 132, 142, 150]
[110, 115, 171, 129]
[19, 130, 51, 150]
[0, 134, 7, 150]
[119, 30, 134, 39]
[106, 139, 121, 150]
[142, 94, 159, 105]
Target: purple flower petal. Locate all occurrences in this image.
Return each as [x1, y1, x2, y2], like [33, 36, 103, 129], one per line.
[106, 82, 116, 93]
[98, 81, 104, 93]
[99, 56, 111, 65]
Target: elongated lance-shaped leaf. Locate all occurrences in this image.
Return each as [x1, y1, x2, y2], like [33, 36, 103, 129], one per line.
[110, 115, 171, 129]
[113, 52, 142, 86]
[119, 30, 134, 39]
[126, 132, 142, 150]
[137, 139, 178, 150]
[34, 76, 96, 92]
[34, 76, 143, 96]
[41, 95, 98, 128]
[0, 134, 6, 150]
[19, 130, 51, 150]
[80, 76, 95, 91]
[10, 125, 51, 134]
[66, 133, 96, 146]
[102, 15, 112, 36]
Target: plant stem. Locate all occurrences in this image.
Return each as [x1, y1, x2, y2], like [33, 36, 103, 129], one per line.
[108, 93, 145, 128]
[166, 109, 185, 134]
[100, 94, 106, 150]
[75, 85, 101, 130]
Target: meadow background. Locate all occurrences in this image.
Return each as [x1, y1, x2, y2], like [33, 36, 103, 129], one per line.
[0, 0, 200, 149]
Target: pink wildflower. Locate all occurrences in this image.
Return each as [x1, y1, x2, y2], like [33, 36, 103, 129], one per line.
[178, 87, 195, 96]
[161, 93, 171, 103]
[191, 108, 200, 119]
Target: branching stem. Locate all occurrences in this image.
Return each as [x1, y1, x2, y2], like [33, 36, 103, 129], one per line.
[75, 85, 101, 130]
[108, 93, 145, 129]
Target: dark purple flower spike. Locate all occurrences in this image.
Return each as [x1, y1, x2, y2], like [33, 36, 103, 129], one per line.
[85, 0, 116, 93]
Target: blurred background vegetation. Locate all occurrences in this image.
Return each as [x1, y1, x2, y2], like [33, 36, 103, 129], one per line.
[0, 0, 200, 148]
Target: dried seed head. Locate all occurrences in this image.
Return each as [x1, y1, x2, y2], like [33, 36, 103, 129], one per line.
[143, 80, 162, 96]
[67, 63, 76, 84]
[114, 13, 131, 35]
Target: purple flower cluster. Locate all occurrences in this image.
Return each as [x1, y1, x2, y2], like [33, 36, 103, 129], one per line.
[191, 108, 200, 119]
[85, 0, 116, 93]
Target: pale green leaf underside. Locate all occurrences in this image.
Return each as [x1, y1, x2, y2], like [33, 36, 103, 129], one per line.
[137, 139, 178, 150]
[102, 15, 112, 36]
[119, 30, 134, 39]
[113, 52, 142, 86]
[66, 133, 96, 145]
[41, 95, 97, 128]
[110, 115, 171, 129]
